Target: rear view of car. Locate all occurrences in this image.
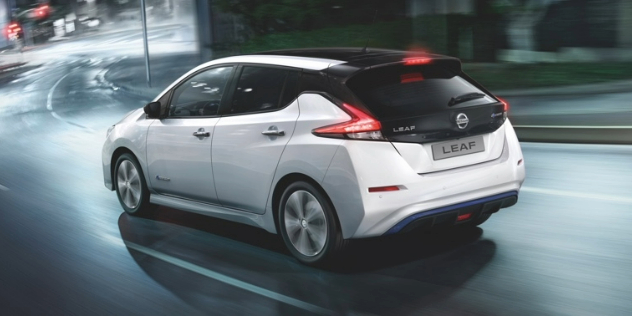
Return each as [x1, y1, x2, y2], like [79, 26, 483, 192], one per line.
[311, 53, 525, 240]
[103, 48, 525, 267]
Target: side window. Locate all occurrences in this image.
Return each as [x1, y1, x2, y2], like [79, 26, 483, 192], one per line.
[169, 66, 233, 117]
[298, 71, 330, 95]
[230, 66, 298, 114]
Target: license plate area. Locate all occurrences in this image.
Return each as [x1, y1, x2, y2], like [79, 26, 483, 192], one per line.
[431, 136, 485, 160]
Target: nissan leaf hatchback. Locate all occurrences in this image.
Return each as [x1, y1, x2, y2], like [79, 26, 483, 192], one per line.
[103, 48, 525, 266]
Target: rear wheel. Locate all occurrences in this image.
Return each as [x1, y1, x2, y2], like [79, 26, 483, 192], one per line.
[114, 153, 155, 216]
[278, 181, 347, 266]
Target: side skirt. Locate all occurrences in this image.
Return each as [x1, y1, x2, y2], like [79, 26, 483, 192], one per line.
[150, 194, 277, 234]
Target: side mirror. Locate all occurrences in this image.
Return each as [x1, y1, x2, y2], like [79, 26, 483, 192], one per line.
[143, 101, 161, 119]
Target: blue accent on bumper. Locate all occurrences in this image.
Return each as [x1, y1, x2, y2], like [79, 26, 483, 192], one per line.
[384, 191, 518, 235]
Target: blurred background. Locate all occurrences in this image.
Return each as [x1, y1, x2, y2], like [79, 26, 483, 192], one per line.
[0, 0, 631, 315]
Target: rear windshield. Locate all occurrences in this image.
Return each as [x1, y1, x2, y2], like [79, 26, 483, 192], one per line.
[346, 65, 494, 119]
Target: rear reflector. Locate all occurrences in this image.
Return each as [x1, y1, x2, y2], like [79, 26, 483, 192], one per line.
[403, 57, 431, 65]
[368, 186, 400, 193]
[457, 213, 472, 221]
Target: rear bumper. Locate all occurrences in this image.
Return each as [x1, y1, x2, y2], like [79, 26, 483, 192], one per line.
[321, 121, 525, 239]
[384, 191, 518, 235]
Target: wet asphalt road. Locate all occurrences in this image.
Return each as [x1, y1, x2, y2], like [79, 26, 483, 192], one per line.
[1, 40, 632, 315]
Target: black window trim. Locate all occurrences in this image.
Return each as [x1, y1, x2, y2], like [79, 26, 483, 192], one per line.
[163, 63, 238, 120]
[217, 63, 303, 117]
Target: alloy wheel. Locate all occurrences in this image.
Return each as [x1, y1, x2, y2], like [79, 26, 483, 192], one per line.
[283, 190, 328, 257]
[116, 160, 142, 209]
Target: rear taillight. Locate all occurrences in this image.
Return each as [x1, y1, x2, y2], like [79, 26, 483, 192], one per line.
[312, 103, 384, 140]
[498, 97, 509, 120]
[498, 97, 509, 112]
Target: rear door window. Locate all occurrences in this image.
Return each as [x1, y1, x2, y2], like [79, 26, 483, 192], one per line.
[346, 65, 494, 119]
[229, 66, 300, 115]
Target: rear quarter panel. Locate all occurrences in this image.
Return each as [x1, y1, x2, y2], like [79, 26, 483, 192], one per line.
[265, 94, 346, 223]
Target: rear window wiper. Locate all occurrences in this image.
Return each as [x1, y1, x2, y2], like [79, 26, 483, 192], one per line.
[448, 92, 486, 106]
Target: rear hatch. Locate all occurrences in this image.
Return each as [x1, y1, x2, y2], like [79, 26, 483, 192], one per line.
[345, 59, 507, 174]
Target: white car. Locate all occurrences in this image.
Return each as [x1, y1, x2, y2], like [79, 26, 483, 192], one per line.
[103, 48, 526, 266]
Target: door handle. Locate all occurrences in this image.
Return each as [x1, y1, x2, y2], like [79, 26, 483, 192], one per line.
[193, 128, 210, 137]
[262, 129, 285, 136]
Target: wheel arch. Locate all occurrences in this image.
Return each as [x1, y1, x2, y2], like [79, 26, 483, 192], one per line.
[110, 147, 152, 191]
[271, 173, 342, 236]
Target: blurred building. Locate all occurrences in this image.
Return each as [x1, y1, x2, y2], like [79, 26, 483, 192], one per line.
[0, 0, 9, 49]
[407, 0, 632, 62]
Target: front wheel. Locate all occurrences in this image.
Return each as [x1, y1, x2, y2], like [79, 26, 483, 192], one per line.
[114, 153, 155, 216]
[278, 181, 347, 266]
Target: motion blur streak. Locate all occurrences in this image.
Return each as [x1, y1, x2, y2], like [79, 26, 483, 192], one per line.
[521, 186, 632, 204]
[1, 50, 631, 313]
[125, 241, 333, 315]
[1, 0, 632, 312]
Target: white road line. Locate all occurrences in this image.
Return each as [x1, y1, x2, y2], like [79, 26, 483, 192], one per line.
[46, 73, 71, 111]
[50, 112, 95, 132]
[125, 241, 333, 315]
[0, 184, 9, 191]
[521, 186, 632, 204]
[46, 72, 95, 132]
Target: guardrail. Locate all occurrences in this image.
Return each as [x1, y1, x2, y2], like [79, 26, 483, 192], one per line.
[514, 125, 632, 144]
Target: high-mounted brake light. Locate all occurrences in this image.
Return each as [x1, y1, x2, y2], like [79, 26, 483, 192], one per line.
[403, 57, 431, 65]
[313, 103, 384, 140]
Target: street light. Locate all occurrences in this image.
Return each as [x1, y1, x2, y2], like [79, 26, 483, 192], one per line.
[140, 0, 151, 87]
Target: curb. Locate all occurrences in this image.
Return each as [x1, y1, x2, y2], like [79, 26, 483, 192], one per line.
[0, 62, 27, 73]
[98, 54, 199, 102]
[494, 79, 632, 97]
[99, 74, 155, 101]
[97, 62, 156, 101]
[514, 125, 632, 144]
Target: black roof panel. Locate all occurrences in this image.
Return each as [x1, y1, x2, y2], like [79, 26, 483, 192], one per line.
[254, 47, 450, 61]
[255, 47, 402, 61]
[253, 47, 461, 78]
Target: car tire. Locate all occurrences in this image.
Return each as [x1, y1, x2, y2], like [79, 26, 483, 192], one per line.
[114, 153, 155, 216]
[278, 181, 347, 266]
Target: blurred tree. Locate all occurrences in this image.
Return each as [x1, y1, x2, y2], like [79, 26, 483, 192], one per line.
[214, 0, 405, 35]
[215, 0, 328, 35]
